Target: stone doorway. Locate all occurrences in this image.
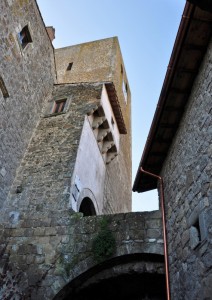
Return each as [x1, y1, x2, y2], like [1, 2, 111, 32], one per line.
[79, 197, 96, 216]
[53, 254, 166, 300]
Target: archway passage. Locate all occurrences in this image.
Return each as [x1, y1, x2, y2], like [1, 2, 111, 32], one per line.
[64, 273, 165, 300]
[54, 254, 166, 300]
[79, 197, 96, 216]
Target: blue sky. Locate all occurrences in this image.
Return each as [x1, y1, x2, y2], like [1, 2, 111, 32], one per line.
[37, 0, 185, 211]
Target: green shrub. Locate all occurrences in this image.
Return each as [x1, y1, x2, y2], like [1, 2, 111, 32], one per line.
[92, 217, 116, 263]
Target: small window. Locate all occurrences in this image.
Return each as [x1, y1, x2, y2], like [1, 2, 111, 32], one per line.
[190, 218, 201, 249]
[0, 76, 9, 98]
[122, 80, 128, 103]
[18, 25, 32, 49]
[193, 219, 201, 241]
[121, 64, 123, 75]
[52, 99, 66, 114]
[111, 117, 115, 127]
[67, 62, 73, 71]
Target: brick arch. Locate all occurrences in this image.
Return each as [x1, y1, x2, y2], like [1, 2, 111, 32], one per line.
[53, 253, 165, 300]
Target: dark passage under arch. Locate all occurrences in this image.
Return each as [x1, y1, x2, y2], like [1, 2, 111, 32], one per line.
[79, 197, 96, 216]
[53, 254, 165, 300]
[67, 272, 165, 300]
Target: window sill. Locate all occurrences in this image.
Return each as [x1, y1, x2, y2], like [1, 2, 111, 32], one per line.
[43, 111, 66, 118]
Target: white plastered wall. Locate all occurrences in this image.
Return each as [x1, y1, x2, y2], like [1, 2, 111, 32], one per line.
[70, 116, 106, 214]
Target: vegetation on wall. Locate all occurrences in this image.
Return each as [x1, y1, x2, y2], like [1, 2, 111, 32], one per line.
[92, 217, 116, 263]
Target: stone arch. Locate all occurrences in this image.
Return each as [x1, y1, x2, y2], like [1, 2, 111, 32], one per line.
[77, 188, 99, 215]
[53, 253, 165, 300]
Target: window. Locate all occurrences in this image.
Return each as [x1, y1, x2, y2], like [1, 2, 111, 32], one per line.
[111, 116, 115, 127]
[52, 99, 66, 114]
[193, 219, 201, 241]
[67, 62, 73, 71]
[0, 75, 9, 98]
[18, 25, 32, 49]
[121, 64, 123, 75]
[190, 215, 204, 249]
[122, 80, 128, 103]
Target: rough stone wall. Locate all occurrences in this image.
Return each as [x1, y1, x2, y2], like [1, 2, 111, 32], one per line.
[0, 0, 55, 208]
[55, 38, 115, 84]
[0, 211, 163, 299]
[55, 38, 132, 212]
[161, 39, 212, 299]
[2, 83, 102, 226]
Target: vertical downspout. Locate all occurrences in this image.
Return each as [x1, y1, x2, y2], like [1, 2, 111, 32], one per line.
[140, 167, 171, 300]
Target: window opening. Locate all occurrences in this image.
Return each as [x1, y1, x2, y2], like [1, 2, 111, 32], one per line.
[79, 197, 96, 216]
[0, 76, 9, 98]
[67, 62, 73, 71]
[122, 80, 128, 103]
[121, 64, 123, 75]
[53, 99, 66, 114]
[111, 116, 115, 127]
[193, 219, 201, 242]
[18, 25, 32, 49]
[190, 217, 202, 249]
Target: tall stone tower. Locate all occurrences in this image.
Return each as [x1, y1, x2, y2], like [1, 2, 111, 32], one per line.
[53, 38, 132, 215]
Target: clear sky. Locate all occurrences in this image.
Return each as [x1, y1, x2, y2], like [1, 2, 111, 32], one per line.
[37, 0, 186, 212]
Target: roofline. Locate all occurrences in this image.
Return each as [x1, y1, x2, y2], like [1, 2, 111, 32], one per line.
[133, 3, 194, 192]
[133, 2, 212, 192]
[141, 3, 194, 162]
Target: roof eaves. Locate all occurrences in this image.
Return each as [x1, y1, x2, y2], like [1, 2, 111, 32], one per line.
[133, 2, 212, 193]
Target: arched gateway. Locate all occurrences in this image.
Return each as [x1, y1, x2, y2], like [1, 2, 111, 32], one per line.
[53, 253, 165, 300]
[79, 197, 96, 216]
[0, 211, 165, 299]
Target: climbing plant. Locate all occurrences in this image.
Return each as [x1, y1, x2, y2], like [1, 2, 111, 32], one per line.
[92, 217, 116, 263]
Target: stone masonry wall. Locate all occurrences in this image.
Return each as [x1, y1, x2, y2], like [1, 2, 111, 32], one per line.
[1, 83, 102, 227]
[0, 211, 163, 299]
[161, 39, 212, 299]
[0, 0, 55, 208]
[55, 38, 114, 85]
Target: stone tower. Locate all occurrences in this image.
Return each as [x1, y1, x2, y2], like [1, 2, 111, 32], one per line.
[54, 38, 132, 215]
[0, 3, 131, 223]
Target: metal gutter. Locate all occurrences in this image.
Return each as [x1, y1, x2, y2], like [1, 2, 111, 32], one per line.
[140, 168, 171, 300]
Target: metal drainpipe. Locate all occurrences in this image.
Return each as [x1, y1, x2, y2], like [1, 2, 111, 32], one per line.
[140, 167, 171, 300]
